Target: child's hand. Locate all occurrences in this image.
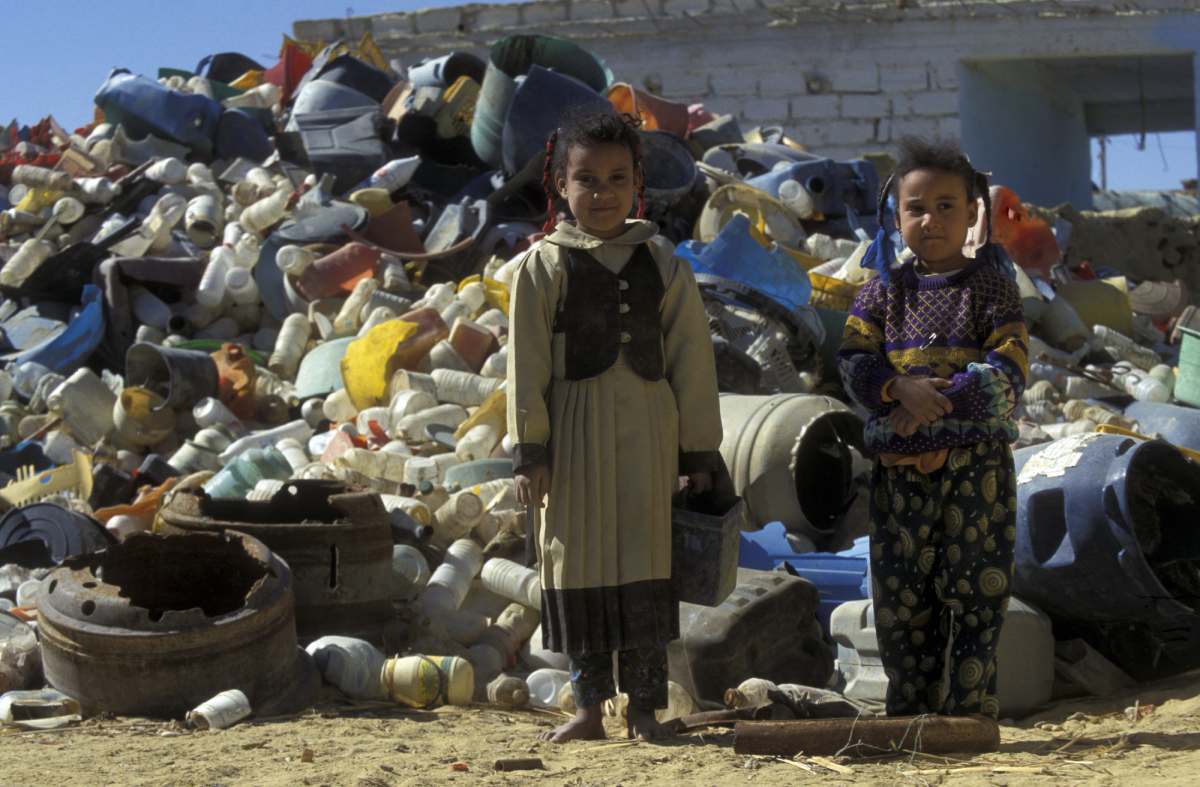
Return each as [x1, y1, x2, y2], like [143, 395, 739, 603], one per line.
[515, 465, 551, 508]
[890, 406, 923, 437]
[891, 376, 954, 424]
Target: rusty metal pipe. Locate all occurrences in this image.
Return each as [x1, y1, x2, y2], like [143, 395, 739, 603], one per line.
[733, 715, 1001, 757]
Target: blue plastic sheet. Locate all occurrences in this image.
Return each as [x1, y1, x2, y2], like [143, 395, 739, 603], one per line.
[677, 213, 812, 311]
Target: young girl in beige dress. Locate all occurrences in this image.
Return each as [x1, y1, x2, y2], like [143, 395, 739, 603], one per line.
[507, 112, 724, 742]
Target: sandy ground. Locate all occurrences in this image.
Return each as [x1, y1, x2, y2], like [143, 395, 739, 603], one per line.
[2, 668, 1199, 787]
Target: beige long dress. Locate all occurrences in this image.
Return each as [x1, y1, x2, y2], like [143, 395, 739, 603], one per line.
[506, 220, 724, 655]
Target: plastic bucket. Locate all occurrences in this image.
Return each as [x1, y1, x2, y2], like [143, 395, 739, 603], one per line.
[124, 343, 220, 411]
[671, 491, 747, 606]
[607, 83, 689, 138]
[1175, 327, 1200, 408]
[640, 131, 699, 213]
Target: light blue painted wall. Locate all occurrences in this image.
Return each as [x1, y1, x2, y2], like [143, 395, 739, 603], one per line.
[959, 61, 1093, 209]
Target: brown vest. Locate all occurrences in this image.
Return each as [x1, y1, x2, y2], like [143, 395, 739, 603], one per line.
[554, 244, 666, 381]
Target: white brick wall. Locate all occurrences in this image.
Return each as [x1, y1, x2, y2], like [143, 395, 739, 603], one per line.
[294, 0, 1200, 161]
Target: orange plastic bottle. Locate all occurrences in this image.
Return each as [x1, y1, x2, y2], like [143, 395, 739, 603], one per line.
[296, 242, 381, 300]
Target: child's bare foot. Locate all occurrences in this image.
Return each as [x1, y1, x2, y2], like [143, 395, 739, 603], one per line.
[539, 705, 607, 743]
[627, 707, 671, 741]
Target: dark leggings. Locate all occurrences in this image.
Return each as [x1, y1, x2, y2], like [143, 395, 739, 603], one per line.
[868, 440, 1017, 718]
[568, 647, 668, 711]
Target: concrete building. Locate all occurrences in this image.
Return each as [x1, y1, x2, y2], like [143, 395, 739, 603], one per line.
[295, 0, 1200, 209]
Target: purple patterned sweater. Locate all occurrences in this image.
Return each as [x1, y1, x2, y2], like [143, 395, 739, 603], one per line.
[836, 257, 1029, 455]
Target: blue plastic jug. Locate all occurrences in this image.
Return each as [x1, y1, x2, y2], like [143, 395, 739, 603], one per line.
[679, 213, 812, 311]
[744, 158, 879, 220]
[94, 69, 221, 156]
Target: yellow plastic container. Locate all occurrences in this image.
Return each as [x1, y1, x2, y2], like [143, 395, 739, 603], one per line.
[381, 655, 474, 709]
[808, 273, 861, 312]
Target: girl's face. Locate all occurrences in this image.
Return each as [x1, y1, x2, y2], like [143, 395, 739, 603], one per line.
[897, 167, 978, 271]
[556, 142, 640, 239]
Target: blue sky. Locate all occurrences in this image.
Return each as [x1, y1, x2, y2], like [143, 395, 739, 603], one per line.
[3, 1, 1194, 193]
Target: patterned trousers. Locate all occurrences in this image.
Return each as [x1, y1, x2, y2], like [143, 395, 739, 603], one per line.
[868, 440, 1017, 719]
[569, 647, 668, 711]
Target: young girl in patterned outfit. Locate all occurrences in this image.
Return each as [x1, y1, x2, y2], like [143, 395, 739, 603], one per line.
[507, 112, 725, 742]
[837, 137, 1028, 719]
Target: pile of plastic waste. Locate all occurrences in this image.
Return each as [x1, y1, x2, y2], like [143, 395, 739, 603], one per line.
[0, 29, 1198, 732]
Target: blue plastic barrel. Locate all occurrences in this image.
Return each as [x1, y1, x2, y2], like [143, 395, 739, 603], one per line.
[1012, 433, 1200, 680]
[739, 521, 869, 634]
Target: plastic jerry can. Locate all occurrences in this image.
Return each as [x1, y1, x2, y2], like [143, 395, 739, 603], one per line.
[667, 568, 832, 705]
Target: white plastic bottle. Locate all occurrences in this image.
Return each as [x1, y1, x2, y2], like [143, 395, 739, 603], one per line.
[323, 389, 359, 423]
[379, 494, 433, 527]
[420, 538, 484, 615]
[193, 397, 243, 432]
[527, 669, 570, 710]
[486, 674, 530, 707]
[333, 278, 378, 336]
[275, 244, 315, 276]
[305, 636, 387, 700]
[481, 558, 542, 610]
[431, 369, 502, 407]
[389, 389, 437, 423]
[269, 314, 312, 380]
[397, 403, 468, 439]
[779, 179, 815, 219]
[217, 420, 314, 463]
[479, 602, 540, 662]
[392, 544, 431, 595]
[274, 437, 311, 471]
[225, 267, 259, 305]
[197, 246, 235, 308]
[455, 422, 503, 462]
[433, 490, 485, 545]
[239, 186, 291, 235]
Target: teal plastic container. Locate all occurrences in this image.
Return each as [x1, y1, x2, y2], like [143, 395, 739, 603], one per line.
[1177, 326, 1200, 408]
[202, 446, 292, 499]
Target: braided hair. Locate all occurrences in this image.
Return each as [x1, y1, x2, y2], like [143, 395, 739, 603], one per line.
[540, 110, 646, 235]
